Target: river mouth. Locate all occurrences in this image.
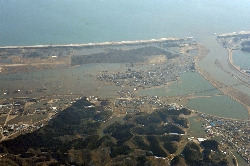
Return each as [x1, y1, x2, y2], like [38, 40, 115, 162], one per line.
[138, 71, 249, 119]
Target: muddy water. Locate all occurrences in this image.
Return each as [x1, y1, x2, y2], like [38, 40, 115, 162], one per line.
[188, 116, 207, 138]
[138, 71, 248, 119]
[0, 63, 127, 100]
[187, 95, 248, 119]
[1, 60, 249, 120]
[138, 72, 220, 97]
[233, 51, 250, 70]
[232, 151, 248, 166]
[198, 36, 250, 98]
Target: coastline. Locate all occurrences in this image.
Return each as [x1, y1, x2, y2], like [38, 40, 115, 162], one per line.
[218, 31, 250, 38]
[0, 37, 183, 49]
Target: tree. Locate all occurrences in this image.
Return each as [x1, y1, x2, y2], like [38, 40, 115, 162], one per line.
[163, 142, 178, 154]
[182, 142, 202, 163]
[200, 140, 219, 151]
[170, 156, 187, 166]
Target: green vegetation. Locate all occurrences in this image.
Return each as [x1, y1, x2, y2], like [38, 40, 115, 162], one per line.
[147, 136, 167, 157]
[160, 135, 181, 142]
[172, 116, 189, 128]
[200, 140, 219, 151]
[93, 109, 112, 121]
[137, 155, 151, 166]
[0, 98, 104, 164]
[132, 136, 149, 150]
[103, 121, 134, 134]
[111, 130, 133, 146]
[24, 52, 41, 58]
[110, 145, 131, 158]
[171, 140, 229, 166]
[163, 142, 178, 154]
[71, 46, 178, 65]
[0, 97, 225, 165]
[182, 142, 202, 164]
[133, 107, 189, 134]
[170, 156, 187, 166]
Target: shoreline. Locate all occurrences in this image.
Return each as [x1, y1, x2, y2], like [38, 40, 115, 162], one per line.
[218, 31, 250, 37]
[0, 37, 187, 49]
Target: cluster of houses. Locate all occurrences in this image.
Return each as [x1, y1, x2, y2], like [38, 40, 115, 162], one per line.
[0, 97, 73, 141]
[114, 95, 184, 115]
[217, 31, 250, 49]
[96, 54, 194, 91]
[198, 112, 250, 164]
[187, 137, 207, 143]
[1, 123, 44, 137]
[0, 98, 59, 116]
[117, 90, 135, 98]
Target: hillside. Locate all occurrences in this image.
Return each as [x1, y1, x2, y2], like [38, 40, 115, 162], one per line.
[0, 97, 228, 166]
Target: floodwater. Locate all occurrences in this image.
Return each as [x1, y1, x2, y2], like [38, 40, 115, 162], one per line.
[0, 63, 127, 100]
[188, 116, 207, 138]
[232, 151, 248, 166]
[187, 95, 248, 119]
[233, 51, 250, 70]
[138, 71, 248, 119]
[0, 53, 249, 120]
[3, 60, 248, 125]
[138, 72, 219, 96]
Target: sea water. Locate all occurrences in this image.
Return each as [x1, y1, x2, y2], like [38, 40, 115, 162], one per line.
[1, 0, 250, 46]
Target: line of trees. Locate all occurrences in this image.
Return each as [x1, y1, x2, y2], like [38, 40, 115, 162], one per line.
[71, 46, 176, 65]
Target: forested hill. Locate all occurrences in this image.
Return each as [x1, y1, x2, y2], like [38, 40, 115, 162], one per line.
[0, 97, 228, 165]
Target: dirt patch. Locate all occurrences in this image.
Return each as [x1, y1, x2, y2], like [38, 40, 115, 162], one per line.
[146, 54, 167, 64]
[5, 115, 18, 124]
[0, 115, 7, 125]
[7, 114, 48, 125]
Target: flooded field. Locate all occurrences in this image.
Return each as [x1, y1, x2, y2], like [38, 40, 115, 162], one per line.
[138, 72, 220, 97]
[0, 63, 129, 100]
[0, 116, 7, 125]
[1, 59, 249, 121]
[233, 51, 250, 70]
[138, 71, 248, 119]
[7, 114, 48, 125]
[232, 151, 248, 166]
[188, 116, 207, 138]
[187, 95, 248, 119]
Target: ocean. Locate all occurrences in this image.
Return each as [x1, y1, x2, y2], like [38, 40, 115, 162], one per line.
[1, 0, 250, 46]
